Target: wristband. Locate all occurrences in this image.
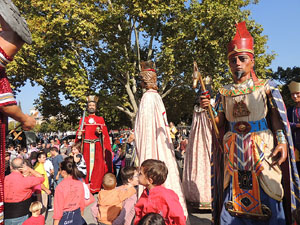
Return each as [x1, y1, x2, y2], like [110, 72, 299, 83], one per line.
[212, 106, 218, 117]
[201, 90, 210, 99]
[275, 129, 287, 144]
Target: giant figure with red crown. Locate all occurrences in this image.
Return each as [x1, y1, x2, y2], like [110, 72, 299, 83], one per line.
[76, 96, 112, 193]
[200, 21, 300, 224]
[0, 1, 36, 224]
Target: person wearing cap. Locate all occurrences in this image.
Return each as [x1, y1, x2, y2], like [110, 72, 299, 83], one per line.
[288, 80, 300, 174]
[76, 96, 113, 193]
[200, 21, 300, 224]
[0, 1, 36, 224]
[134, 61, 188, 223]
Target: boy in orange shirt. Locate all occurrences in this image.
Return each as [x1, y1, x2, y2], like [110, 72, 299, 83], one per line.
[97, 173, 136, 225]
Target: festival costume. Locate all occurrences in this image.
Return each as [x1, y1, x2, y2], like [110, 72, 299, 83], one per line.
[212, 22, 300, 225]
[134, 63, 188, 221]
[287, 106, 300, 172]
[0, 1, 33, 223]
[76, 109, 112, 193]
[219, 79, 285, 224]
[134, 185, 186, 225]
[134, 89, 188, 219]
[182, 105, 212, 207]
[287, 81, 300, 173]
[0, 49, 15, 225]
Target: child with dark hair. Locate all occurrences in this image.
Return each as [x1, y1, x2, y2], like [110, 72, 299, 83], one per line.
[71, 142, 87, 178]
[113, 167, 139, 225]
[97, 173, 136, 225]
[138, 213, 166, 225]
[134, 159, 186, 225]
[64, 156, 95, 208]
[53, 159, 86, 225]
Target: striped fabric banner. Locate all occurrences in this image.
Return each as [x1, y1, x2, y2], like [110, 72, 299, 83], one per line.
[269, 80, 300, 211]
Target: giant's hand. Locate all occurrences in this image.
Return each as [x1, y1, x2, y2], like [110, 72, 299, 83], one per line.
[271, 143, 288, 166]
[77, 130, 85, 137]
[21, 114, 36, 130]
[199, 95, 210, 108]
[96, 126, 102, 135]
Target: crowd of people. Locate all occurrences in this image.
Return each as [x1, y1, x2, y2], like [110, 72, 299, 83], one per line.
[1, 1, 300, 225]
[4, 136, 188, 225]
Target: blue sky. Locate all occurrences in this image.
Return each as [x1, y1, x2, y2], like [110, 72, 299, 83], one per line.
[16, 0, 300, 114]
[247, 0, 300, 69]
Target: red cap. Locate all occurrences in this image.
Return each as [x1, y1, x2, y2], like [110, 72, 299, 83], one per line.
[228, 21, 257, 82]
[227, 21, 254, 58]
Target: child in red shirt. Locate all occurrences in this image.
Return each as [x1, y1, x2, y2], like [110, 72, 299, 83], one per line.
[134, 159, 186, 225]
[23, 201, 45, 225]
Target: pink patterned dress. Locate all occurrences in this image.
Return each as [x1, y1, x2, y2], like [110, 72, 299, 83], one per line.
[134, 89, 188, 221]
[183, 106, 212, 207]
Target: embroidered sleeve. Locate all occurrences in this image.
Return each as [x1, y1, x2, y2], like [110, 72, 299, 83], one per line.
[0, 70, 17, 107]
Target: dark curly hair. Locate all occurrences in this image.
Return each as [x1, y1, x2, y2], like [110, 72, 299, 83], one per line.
[141, 159, 168, 185]
[138, 213, 166, 225]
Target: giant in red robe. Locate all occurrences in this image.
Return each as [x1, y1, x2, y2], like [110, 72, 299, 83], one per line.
[76, 114, 112, 193]
[0, 48, 16, 225]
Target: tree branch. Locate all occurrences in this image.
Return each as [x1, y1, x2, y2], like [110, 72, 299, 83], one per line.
[124, 78, 138, 113]
[107, 0, 129, 61]
[133, 20, 141, 71]
[147, 23, 158, 60]
[160, 81, 184, 99]
[115, 105, 135, 118]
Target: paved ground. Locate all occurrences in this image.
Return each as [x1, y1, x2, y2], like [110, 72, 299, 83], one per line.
[45, 196, 212, 225]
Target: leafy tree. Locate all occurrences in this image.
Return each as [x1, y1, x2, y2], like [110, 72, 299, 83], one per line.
[38, 118, 76, 133]
[8, 0, 274, 128]
[8, 121, 21, 131]
[272, 66, 300, 108]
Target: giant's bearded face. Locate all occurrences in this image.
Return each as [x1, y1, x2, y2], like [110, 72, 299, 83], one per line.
[87, 102, 97, 114]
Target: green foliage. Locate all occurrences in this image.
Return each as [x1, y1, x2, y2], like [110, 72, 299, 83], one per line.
[38, 119, 76, 133]
[8, 0, 274, 128]
[164, 86, 196, 125]
[271, 67, 300, 108]
[8, 121, 21, 131]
